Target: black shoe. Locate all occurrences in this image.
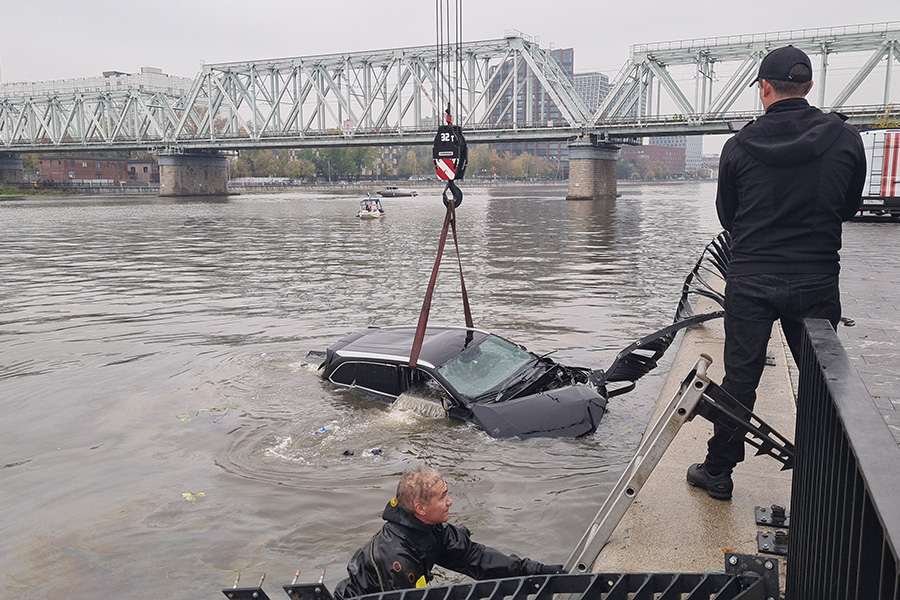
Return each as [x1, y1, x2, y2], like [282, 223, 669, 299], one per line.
[686, 463, 733, 500]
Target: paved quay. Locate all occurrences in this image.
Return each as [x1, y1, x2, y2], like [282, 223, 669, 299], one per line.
[588, 220, 900, 590]
[590, 295, 795, 590]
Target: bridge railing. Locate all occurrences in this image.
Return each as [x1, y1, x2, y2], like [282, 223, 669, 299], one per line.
[632, 21, 900, 55]
[787, 319, 900, 600]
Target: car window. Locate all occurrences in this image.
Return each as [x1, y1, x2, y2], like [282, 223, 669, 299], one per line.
[436, 335, 534, 400]
[330, 361, 402, 396]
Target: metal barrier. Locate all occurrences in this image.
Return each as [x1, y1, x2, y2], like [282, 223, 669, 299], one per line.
[787, 319, 900, 600]
[223, 555, 779, 600]
[348, 568, 774, 600]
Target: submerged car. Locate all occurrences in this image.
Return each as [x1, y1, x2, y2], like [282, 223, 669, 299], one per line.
[312, 326, 607, 439]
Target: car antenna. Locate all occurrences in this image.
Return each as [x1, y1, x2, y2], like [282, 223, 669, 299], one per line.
[409, 0, 470, 370]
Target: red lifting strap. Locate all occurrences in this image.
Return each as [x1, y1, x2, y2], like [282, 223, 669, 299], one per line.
[408, 198, 472, 369]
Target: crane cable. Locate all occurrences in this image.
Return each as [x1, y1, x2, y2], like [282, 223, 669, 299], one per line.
[409, 0, 471, 370]
[433, 0, 464, 124]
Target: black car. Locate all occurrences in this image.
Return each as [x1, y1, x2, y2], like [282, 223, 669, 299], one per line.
[313, 326, 608, 439]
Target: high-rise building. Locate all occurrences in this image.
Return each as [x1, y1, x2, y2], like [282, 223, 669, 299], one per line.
[485, 48, 579, 178]
[573, 72, 611, 114]
[488, 47, 574, 128]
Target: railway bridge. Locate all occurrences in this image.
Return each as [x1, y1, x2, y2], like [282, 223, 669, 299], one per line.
[1, 21, 898, 197]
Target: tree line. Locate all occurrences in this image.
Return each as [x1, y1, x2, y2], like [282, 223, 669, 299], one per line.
[27, 144, 705, 183]
[229, 145, 705, 181]
[229, 144, 562, 181]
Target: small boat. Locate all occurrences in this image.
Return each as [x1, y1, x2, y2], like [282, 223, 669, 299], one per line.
[376, 185, 418, 197]
[357, 196, 385, 219]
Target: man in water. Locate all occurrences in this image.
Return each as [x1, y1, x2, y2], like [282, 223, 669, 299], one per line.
[687, 45, 866, 500]
[334, 463, 565, 598]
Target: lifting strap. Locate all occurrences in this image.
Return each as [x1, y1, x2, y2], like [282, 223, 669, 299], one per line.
[408, 197, 473, 369]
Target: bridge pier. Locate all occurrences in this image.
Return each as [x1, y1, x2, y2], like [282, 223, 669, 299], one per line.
[158, 152, 228, 197]
[0, 154, 25, 184]
[566, 137, 619, 201]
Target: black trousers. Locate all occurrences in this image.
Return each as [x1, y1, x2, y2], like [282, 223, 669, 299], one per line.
[704, 272, 841, 474]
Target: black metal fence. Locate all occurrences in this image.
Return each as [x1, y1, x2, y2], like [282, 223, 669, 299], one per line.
[787, 319, 900, 600]
[344, 561, 777, 600]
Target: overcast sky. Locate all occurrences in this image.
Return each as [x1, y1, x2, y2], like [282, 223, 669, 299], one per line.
[2, 0, 897, 83]
[1, 1, 897, 154]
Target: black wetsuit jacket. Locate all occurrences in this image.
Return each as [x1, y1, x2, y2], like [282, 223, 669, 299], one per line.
[716, 98, 866, 278]
[333, 500, 550, 599]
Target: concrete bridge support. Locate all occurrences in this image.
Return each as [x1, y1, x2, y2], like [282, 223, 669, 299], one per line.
[566, 138, 619, 200]
[0, 154, 25, 184]
[158, 152, 228, 197]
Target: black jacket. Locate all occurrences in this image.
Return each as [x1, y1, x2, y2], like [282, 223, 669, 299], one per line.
[334, 500, 551, 599]
[716, 98, 866, 277]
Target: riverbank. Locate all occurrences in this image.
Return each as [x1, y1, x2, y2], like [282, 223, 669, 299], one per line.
[2, 178, 717, 198]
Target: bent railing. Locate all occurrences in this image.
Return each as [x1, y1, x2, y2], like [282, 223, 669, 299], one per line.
[787, 319, 900, 600]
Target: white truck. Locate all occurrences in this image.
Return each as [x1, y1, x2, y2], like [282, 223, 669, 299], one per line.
[859, 129, 900, 219]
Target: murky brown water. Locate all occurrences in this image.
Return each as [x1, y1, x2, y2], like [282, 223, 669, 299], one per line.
[0, 182, 724, 598]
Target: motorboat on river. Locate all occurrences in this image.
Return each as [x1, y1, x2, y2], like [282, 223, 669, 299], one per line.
[357, 196, 385, 219]
[376, 185, 418, 197]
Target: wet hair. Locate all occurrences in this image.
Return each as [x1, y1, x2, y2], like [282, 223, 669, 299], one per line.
[396, 464, 443, 512]
[769, 64, 813, 97]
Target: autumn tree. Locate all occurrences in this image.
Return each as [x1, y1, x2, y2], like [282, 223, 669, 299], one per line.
[231, 149, 281, 178]
[345, 147, 379, 178]
[466, 144, 497, 178]
[490, 151, 512, 179]
[284, 158, 316, 180]
[20, 154, 39, 173]
[633, 156, 653, 180]
[509, 152, 555, 180]
[616, 158, 635, 180]
[397, 146, 431, 177]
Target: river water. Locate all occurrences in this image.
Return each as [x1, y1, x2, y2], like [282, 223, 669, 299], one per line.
[1, 182, 724, 598]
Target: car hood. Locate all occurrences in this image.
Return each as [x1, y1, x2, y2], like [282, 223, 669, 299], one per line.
[470, 385, 607, 439]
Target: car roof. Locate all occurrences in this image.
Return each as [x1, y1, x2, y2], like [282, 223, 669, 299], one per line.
[331, 326, 492, 368]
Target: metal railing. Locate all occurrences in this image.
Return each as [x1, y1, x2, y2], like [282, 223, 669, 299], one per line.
[351, 570, 773, 600]
[787, 319, 900, 599]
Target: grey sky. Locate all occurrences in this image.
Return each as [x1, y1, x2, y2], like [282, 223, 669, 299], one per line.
[1, 1, 897, 155]
[2, 0, 898, 83]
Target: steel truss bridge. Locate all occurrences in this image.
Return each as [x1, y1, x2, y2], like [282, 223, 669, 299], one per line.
[1, 21, 898, 153]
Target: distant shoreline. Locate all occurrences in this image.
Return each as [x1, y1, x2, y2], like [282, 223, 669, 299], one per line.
[1, 178, 715, 199]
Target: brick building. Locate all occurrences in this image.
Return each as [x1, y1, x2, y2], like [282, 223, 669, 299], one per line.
[650, 136, 704, 175]
[127, 159, 158, 183]
[39, 156, 159, 183]
[619, 144, 686, 178]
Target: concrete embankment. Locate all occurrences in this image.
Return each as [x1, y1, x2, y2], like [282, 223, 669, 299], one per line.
[590, 295, 796, 590]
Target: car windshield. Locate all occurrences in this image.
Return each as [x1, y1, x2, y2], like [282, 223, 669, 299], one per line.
[437, 335, 535, 401]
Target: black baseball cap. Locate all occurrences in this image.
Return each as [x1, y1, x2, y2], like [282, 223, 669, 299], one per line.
[750, 45, 812, 87]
